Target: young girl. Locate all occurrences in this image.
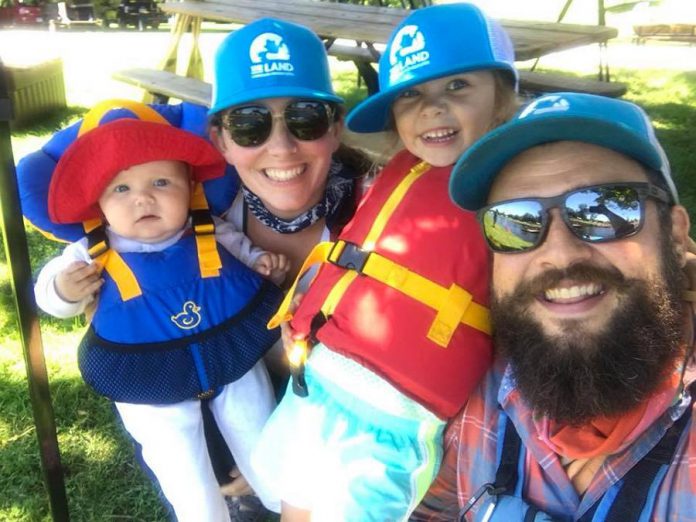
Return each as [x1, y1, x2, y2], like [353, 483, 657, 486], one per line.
[252, 4, 519, 520]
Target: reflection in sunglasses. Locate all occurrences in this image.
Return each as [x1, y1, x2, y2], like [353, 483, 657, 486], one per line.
[478, 183, 669, 253]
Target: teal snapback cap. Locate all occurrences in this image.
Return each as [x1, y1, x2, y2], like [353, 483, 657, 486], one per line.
[346, 3, 518, 133]
[449, 92, 677, 211]
[209, 18, 343, 115]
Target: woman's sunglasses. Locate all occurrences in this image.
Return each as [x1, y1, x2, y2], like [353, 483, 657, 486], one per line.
[221, 100, 336, 147]
[477, 182, 671, 253]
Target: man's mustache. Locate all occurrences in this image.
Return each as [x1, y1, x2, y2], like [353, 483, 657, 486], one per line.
[509, 262, 631, 301]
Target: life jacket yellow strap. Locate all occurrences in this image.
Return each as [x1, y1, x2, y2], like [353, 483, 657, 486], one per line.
[267, 241, 335, 329]
[190, 183, 222, 278]
[314, 161, 431, 315]
[320, 271, 359, 318]
[339, 240, 491, 343]
[266, 160, 490, 346]
[363, 161, 430, 249]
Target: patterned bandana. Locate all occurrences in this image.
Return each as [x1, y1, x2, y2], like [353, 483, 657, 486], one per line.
[242, 159, 354, 234]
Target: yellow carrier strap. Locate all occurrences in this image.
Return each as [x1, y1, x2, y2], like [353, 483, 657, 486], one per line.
[94, 250, 143, 302]
[83, 218, 142, 301]
[190, 183, 222, 278]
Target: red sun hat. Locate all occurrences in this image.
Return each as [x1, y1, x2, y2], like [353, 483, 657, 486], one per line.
[48, 119, 227, 224]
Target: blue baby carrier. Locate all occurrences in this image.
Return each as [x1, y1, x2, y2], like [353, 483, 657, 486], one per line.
[17, 99, 282, 404]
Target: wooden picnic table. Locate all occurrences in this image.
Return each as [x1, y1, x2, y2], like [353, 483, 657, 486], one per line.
[116, 0, 626, 115]
[157, 0, 621, 95]
[161, 0, 619, 63]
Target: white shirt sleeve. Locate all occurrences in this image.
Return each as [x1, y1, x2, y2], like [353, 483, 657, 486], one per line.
[213, 215, 265, 268]
[34, 238, 94, 319]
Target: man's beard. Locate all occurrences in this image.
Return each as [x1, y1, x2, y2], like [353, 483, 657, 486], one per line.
[491, 242, 685, 425]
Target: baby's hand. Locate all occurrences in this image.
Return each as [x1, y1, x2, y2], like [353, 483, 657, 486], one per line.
[253, 252, 290, 286]
[54, 261, 103, 303]
[280, 293, 305, 356]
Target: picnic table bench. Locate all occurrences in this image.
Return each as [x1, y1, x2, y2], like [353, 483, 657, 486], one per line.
[113, 67, 401, 160]
[633, 23, 696, 44]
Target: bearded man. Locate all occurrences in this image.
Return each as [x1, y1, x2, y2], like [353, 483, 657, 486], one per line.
[414, 93, 695, 521]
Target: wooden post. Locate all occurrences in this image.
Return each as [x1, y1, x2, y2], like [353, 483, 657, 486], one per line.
[0, 59, 69, 521]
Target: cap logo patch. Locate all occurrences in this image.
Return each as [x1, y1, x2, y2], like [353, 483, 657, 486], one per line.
[249, 32, 294, 78]
[389, 25, 430, 83]
[519, 95, 570, 118]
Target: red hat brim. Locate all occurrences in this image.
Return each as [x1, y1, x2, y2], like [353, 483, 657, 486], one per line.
[48, 119, 227, 224]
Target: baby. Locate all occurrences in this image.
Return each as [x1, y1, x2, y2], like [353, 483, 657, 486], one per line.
[34, 113, 286, 521]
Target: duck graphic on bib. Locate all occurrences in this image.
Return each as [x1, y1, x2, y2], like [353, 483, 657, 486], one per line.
[171, 301, 202, 330]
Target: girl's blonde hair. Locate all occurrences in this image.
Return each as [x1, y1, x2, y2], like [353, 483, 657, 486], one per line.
[490, 70, 520, 130]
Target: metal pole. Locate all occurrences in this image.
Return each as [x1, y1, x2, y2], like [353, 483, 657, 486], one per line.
[597, 0, 611, 82]
[530, 0, 574, 71]
[0, 59, 69, 521]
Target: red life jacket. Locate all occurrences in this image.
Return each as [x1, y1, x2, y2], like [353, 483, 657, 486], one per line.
[288, 150, 493, 419]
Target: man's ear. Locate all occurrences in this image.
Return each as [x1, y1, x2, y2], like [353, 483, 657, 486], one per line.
[671, 204, 691, 266]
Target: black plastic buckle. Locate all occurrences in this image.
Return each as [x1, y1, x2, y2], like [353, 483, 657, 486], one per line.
[86, 226, 109, 259]
[291, 363, 309, 398]
[331, 241, 370, 273]
[191, 209, 215, 235]
[458, 482, 506, 521]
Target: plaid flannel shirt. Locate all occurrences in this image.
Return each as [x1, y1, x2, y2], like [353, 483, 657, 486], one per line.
[413, 357, 696, 521]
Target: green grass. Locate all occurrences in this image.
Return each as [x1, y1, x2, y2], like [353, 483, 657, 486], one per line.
[2, 58, 695, 520]
[0, 232, 168, 520]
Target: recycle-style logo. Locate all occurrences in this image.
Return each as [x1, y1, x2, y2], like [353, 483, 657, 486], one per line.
[388, 25, 430, 83]
[520, 95, 571, 118]
[249, 32, 294, 78]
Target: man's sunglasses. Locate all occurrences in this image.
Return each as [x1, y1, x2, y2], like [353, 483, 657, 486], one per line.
[221, 100, 336, 147]
[477, 182, 670, 253]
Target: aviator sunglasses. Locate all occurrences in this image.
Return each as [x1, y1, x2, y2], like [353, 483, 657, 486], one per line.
[477, 182, 671, 253]
[220, 100, 336, 147]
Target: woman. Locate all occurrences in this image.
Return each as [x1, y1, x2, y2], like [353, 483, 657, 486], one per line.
[204, 16, 373, 518]
[209, 17, 371, 288]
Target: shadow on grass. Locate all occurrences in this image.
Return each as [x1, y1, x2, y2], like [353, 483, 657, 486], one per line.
[0, 371, 167, 521]
[10, 106, 89, 137]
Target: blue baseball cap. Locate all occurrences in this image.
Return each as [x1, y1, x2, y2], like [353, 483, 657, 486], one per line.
[209, 18, 343, 115]
[346, 3, 518, 133]
[449, 92, 678, 211]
